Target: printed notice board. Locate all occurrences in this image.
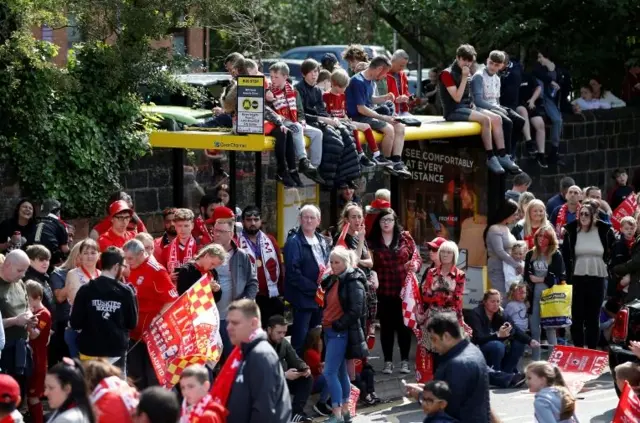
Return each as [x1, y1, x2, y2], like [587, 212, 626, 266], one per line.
[236, 76, 265, 135]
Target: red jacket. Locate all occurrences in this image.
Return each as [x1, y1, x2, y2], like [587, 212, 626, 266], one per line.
[386, 72, 410, 114]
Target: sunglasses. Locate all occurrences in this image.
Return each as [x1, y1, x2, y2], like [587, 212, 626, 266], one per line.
[579, 211, 591, 217]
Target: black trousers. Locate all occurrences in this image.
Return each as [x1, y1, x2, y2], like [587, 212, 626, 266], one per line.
[287, 374, 313, 414]
[377, 295, 412, 362]
[48, 320, 70, 367]
[256, 295, 285, 329]
[570, 275, 605, 349]
[274, 129, 296, 174]
[491, 107, 525, 155]
[127, 340, 159, 390]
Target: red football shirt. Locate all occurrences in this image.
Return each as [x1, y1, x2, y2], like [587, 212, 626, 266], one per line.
[28, 306, 51, 397]
[98, 229, 136, 252]
[126, 257, 178, 341]
[93, 216, 146, 235]
[323, 92, 346, 118]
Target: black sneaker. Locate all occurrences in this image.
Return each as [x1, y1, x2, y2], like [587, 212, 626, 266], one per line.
[510, 372, 527, 388]
[536, 153, 548, 169]
[370, 154, 391, 166]
[291, 412, 313, 422]
[359, 154, 376, 168]
[313, 401, 332, 417]
[276, 172, 296, 188]
[298, 158, 326, 185]
[393, 162, 412, 179]
[370, 392, 381, 404]
[289, 171, 304, 187]
[361, 393, 377, 406]
[525, 140, 538, 156]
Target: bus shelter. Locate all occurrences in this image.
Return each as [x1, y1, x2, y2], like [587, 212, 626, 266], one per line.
[147, 110, 505, 308]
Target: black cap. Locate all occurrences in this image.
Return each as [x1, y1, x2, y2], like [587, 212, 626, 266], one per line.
[41, 199, 61, 215]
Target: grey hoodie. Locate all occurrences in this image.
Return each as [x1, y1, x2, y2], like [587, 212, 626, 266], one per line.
[534, 387, 578, 423]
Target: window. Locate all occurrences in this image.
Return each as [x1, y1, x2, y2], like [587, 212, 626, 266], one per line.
[173, 32, 186, 56]
[67, 15, 83, 49]
[41, 25, 53, 43]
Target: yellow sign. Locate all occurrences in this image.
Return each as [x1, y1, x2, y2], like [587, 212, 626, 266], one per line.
[276, 181, 320, 246]
[237, 77, 264, 87]
[149, 132, 269, 152]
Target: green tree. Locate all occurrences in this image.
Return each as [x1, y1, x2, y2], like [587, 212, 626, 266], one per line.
[0, 0, 257, 217]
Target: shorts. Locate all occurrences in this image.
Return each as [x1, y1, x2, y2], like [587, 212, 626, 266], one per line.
[351, 115, 388, 131]
[444, 107, 473, 122]
[28, 367, 46, 398]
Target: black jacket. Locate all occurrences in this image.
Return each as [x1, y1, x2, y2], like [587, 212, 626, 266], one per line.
[269, 337, 308, 372]
[177, 262, 221, 301]
[70, 275, 138, 357]
[434, 339, 489, 423]
[24, 266, 55, 318]
[226, 332, 292, 423]
[321, 268, 368, 360]
[610, 234, 634, 297]
[294, 80, 330, 125]
[468, 305, 532, 347]
[532, 64, 573, 113]
[613, 235, 640, 302]
[561, 220, 615, 283]
[523, 250, 566, 313]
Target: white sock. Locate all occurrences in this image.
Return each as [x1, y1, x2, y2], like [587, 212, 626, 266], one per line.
[373, 151, 380, 157]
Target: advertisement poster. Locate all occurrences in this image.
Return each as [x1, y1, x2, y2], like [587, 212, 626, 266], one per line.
[547, 345, 609, 395]
[613, 382, 640, 423]
[144, 274, 222, 388]
[277, 178, 319, 246]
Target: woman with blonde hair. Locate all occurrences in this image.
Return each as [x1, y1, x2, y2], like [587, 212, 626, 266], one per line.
[512, 198, 548, 250]
[517, 191, 536, 219]
[525, 361, 576, 422]
[176, 243, 225, 297]
[319, 246, 367, 423]
[523, 224, 565, 360]
[134, 232, 155, 256]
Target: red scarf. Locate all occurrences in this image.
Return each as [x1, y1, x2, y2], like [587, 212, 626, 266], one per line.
[194, 216, 214, 246]
[167, 236, 197, 274]
[555, 203, 580, 238]
[210, 330, 262, 408]
[181, 393, 215, 422]
[80, 266, 99, 281]
[524, 226, 540, 250]
[269, 82, 298, 122]
[626, 237, 635, 251]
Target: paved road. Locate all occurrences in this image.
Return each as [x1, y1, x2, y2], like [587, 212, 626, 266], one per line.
[343, 371, 618, 423]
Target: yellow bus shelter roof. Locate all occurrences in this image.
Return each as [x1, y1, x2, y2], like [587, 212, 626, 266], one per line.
[149, 116, 482, 152]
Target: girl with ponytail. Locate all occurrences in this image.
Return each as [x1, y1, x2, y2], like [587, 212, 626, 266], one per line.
[525, 361, 577, 423]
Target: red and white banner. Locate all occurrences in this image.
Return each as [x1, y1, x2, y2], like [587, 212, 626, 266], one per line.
[612, 195, 638, 232]
[143, 274, 222, 388]
[348, 384, 360, 417]
[547, 345, 609, 395]
[613, 381, 640, 423]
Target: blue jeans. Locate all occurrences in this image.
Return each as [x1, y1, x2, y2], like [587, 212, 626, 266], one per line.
[313, 374, 330, 403]
[542, 95, 562, 146]
[530, 283, 558, 361]
[291, 308, 322, 356]
[480, 339, 526, 373]
[64, 327, 79, 358]
[219, 319, 232, 362]
[323, 328, 351, 407]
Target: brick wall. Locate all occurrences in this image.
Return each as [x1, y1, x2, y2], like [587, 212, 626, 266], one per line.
[515, 107, 640, 201]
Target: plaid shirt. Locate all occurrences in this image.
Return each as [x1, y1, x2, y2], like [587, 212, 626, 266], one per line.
[369, 231, 420, 297]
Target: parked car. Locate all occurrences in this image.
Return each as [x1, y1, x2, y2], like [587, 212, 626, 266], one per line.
[280, 45, 390, 70]
[608, 298, 640, 395]
[261, 58, 303, 84]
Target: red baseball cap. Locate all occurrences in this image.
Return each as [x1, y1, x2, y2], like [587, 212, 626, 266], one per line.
[205, 206, 235, 225]
[427, 237, 447, 250]
[109, 200, 133, 218]
[0, 375, 20, 406]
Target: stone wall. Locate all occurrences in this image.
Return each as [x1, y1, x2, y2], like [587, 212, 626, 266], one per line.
[515, 107, 640, 200]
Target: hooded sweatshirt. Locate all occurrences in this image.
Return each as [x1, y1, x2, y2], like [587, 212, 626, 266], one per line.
[534, 387, 576, 423]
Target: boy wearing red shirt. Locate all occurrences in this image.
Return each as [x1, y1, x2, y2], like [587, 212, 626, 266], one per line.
[159, 208, 198, 280]
[124, 239, 178, 389]
[25, 281, 52, 423]
[179, 364, 227, 423]
[324, 68, 388, 169]
[98, 200, 137, 252]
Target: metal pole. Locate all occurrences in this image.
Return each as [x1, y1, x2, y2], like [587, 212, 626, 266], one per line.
[393, 31, 398, 52]
[416, 30, 422, 97]
[172, 148, 185, 207]
[254, 152, 262, 209]
[229, 151, 237, 213]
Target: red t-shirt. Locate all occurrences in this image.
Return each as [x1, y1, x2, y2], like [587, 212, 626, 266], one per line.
[323, 92, 346, 118]
[159, 238, 199, 272]
[98, 229, 136, 252]
[126, 257, 178, 341]
[93, 216, 146, 236]
[28, 306, 51, 397]
[440, 70, 456, 88]
[304, 349, 322, 377]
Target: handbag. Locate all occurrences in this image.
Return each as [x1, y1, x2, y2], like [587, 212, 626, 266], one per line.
[540, 283, 573, 328]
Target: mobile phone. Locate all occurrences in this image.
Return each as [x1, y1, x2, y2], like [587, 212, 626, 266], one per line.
[429, 213, 442, 231]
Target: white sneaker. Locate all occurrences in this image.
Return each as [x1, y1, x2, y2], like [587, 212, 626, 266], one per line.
[399, 360, 411, 374]
[382, 362, 393, 374]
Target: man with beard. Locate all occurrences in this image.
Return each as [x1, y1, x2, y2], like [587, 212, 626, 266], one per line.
[238, 206, 284, 328]
[159, 208, 199, 281]
[70, 247, 138, 362]
[153, 208, 176, 261]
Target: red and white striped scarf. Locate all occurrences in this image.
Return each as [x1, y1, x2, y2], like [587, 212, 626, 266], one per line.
[269, 82, 298, 122]
[555, 203, 579, 239]
[167, 236, 197, 274]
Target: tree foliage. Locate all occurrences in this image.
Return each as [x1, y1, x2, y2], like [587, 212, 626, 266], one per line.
[0, 0, 257, 217]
